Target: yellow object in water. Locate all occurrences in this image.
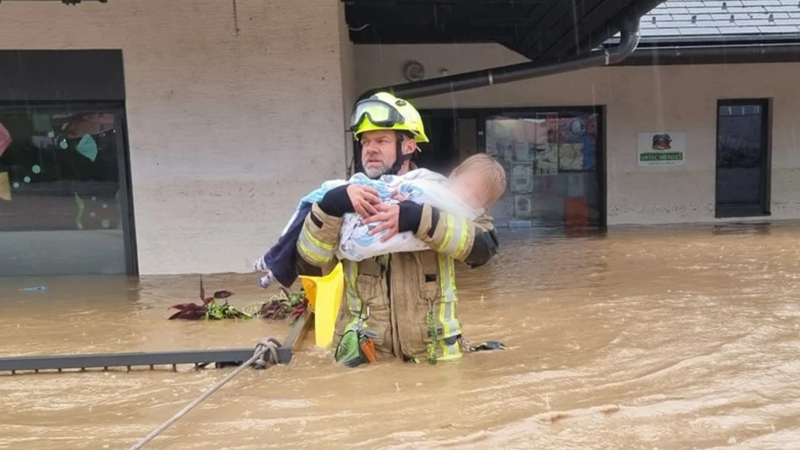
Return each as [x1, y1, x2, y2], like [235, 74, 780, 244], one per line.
[299, 262, 344, 348]
[0, 172, 11, 201]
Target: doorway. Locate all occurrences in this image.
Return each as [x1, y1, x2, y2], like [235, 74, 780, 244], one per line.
[715, 99, 771, 218]
[416, 112, 461, 173]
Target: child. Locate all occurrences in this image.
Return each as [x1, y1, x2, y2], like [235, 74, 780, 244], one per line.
[254, 154, 506, 288]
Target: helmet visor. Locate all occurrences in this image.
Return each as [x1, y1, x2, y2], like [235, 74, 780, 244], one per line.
[350, 99, 405, 132]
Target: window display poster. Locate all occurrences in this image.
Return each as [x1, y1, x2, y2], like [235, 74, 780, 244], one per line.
[486, 118, 548, 159]
[535, 146, 558, 175]
[514, 194, 532, 218]
[541, 113, 559, 146]
[557, 115, 597, 171]
[510, 162, 533, 194]
[0, 122, 11, 157]
[0, 171, 11, 201]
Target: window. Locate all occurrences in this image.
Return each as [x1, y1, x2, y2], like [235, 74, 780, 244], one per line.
[481, 109, 604, 229]
[354, 106, 606, 229]
[715, 100, 771, 218]
[0, 104, 135, 276]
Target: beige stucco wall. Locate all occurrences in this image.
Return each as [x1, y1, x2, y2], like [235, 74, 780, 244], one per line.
[337, 3, 358, 174]
[355, 43, 800, 225]
[0, 0, 353, 275]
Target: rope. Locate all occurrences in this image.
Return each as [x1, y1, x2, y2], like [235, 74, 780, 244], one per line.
[126, 337, 282, 450]
[252, 337, 282, 370]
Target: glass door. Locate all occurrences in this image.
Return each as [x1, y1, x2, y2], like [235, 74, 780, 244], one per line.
[0, 103, 135, 276]
[715, 100, 771, 218]
[482, 109, 604, 229]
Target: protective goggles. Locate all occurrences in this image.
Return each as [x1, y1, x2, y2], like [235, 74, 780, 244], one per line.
[350, 98, 406, 132]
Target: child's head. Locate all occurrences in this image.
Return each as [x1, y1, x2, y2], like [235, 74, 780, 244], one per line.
[449, 154, 507, 210]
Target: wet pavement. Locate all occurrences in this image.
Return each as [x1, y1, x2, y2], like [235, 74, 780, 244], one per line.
[1, 223, 800, 450]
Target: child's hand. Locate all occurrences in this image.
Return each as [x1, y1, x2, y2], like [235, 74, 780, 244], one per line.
[391, 188, 408, 202]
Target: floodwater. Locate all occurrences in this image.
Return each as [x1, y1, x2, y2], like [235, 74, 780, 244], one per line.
[2, 223, 800, 450]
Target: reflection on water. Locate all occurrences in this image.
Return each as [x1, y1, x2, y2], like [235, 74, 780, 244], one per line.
[2, 223, 800, 450]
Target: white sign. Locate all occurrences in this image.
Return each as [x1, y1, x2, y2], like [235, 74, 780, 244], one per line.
[637, 131, 686, 166]
[510, 162, 533, 194]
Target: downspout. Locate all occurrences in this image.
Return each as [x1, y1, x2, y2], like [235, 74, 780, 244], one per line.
[359, 17, 641, 101]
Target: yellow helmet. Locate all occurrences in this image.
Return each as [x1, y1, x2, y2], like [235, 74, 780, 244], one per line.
[350, 92, 429, 143]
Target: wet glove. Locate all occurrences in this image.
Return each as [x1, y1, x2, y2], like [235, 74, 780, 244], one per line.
[397, 201, 424, 233]
[318, 185, 354, 217]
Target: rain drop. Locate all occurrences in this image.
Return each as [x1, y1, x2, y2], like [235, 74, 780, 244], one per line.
[90, 212, 96, 218]
[23, 176, 31, 183]
[32, 165, 41, 174]
[102, 203, 108, 209]
[12, 182, 19, 189]
[101, 219, 111, 229]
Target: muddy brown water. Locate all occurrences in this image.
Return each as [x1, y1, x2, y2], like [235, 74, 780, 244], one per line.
[2, 223, 800, 450]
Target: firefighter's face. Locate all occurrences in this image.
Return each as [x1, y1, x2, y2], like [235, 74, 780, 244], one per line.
[360, 131, 415, 177]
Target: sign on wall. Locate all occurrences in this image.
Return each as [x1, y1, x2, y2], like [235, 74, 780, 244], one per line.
[510, 162, 533, 194]
[637, 131, 686, 166]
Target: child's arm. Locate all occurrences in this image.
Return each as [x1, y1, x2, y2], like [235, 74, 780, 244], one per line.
[396, 176, 482, 221]
[396, 202, 499, 267]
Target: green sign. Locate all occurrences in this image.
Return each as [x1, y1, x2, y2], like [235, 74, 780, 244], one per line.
[640, 152, 684, 162]
[637, 132, 686, 167]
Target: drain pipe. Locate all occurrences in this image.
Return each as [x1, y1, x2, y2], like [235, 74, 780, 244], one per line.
[617, 41, 800, 66]
[360, 18, 641, 101]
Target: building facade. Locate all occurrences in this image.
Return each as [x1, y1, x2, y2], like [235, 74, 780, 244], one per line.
[0, 0, 798, 276]
[356, 45, 799, 228]
[0, 0, 355, 276]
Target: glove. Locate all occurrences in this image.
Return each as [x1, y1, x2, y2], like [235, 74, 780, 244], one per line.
[318, 185, 354, 217]
[398, 201, 424, 233]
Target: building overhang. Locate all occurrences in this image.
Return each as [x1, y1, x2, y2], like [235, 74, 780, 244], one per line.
[345, 0, 800, 66]
[342, 0, 664, 63]
[606, 33, 800, 65]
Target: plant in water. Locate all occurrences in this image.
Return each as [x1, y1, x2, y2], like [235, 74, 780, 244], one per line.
[257, 287, 308, 323]
[168, 277, 251, 320]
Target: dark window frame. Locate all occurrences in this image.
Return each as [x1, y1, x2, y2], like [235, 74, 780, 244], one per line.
[715, 98, 772, 219]
[0, 100, 138, 276]
[0, 50, 125, 102]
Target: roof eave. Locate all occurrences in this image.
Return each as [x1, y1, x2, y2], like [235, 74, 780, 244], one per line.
[606, 32, 800, 47]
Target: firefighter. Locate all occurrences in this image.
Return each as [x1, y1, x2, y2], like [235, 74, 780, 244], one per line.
[296, 92, 501, 364]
